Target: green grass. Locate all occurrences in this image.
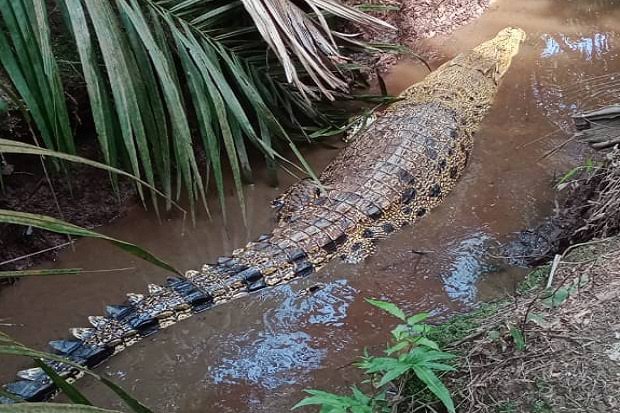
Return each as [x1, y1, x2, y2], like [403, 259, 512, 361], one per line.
[428, 302, 502, 348]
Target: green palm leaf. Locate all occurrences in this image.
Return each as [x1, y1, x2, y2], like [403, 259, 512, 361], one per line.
[0, 405, 122, 413]
[0, 0, 388, 214]
[0, 209, 180, 275]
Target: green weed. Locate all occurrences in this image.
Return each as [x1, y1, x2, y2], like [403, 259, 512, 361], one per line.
[293, 299, 456, 413]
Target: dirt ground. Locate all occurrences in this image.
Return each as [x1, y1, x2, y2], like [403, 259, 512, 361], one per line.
[0, 152, 135, 272]
[343, 0, 490, 70]
[433, 237, 620, 412]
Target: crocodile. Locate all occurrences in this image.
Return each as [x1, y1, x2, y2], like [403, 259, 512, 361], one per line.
[1, 27, 525, 403]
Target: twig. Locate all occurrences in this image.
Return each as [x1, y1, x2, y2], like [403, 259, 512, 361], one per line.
[547, 254, 562, 289]
[540, 136, 577, 160]
[0, 241, 75, 267]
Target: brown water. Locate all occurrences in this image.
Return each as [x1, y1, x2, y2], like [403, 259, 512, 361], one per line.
[2, 0, 620, 411]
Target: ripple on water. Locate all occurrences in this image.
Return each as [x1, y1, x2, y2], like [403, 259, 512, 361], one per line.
[441, 231, 493, 304]
[207, 280, 356, 389]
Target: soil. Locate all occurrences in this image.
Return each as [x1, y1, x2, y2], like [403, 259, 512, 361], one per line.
[431, 237, 620, 413]
[409, 149, 620, 412]
[0, 148, 135, 272]
[343, 0, 490, 71]
[0, 3, 134, 275]
[500, 149, 620, 267]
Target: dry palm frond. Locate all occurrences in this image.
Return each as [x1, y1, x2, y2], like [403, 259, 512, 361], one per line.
[240, 0, 396, 100]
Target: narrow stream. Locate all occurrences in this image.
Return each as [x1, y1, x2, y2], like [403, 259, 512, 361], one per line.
[2, 0, 620, 411]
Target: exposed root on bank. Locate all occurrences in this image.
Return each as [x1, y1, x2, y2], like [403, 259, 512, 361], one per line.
[579, 148, 620, 238]
[501, 148, 620, 266]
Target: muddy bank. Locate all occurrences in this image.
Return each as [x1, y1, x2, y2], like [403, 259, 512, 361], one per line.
[343, 0, 490, 70]
[501, 148, 620, 266]
[0, 155, 135, 272]
[0, 8, 133, 273]
[411, 149, 620, 412]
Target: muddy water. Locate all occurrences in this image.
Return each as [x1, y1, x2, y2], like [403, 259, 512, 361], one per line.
[2, 0, 620, 411]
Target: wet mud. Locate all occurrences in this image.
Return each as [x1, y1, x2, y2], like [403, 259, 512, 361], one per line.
[3, 0, 620, 412]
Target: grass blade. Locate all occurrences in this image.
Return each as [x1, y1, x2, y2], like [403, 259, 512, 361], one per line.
[0, 268, 82, 278]
[0, 336, 153, 413]
[0, 138, 183, 213]
[34, 359, 92, 406]
[99, 378, 152, 413]
[0, 209, 180, 275]
[61, 0, 119, 169]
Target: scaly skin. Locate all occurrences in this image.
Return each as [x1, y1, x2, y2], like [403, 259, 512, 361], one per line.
[1, 27, 525, 403]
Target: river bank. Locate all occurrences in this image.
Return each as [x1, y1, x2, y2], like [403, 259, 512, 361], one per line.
[425, 236, 620, 412]
[410, 151, 620, 412]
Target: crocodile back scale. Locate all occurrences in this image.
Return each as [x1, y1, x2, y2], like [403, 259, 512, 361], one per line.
[1, 28, 525, 403]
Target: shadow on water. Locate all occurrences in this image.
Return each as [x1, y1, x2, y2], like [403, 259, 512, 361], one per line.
[2, 0, 620, 411]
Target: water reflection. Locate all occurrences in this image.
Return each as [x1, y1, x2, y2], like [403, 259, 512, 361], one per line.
[442, 231, 492, 304]
[209, 331, 323, 389]
[542, 33, 611, 59]
[208, 280, 355, 389]
[533, 31, 619, 131]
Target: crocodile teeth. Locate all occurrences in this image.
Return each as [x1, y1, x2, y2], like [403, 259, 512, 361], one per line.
[106, 305, 130, 319]
[88, 316, 107, 328]
[147, 284, 163, 294]
[70, 327, 94, 341]
[17, 367, 44, 381]
[126, 293, 144, 304]
[49, 340, 81, 354]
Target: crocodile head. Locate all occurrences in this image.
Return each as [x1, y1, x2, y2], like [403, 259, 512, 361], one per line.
[467, 27, 527, 82]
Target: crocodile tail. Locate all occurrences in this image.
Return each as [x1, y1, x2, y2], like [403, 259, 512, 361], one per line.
[1, 274, 215, 403]
[1, 232, 321, 403]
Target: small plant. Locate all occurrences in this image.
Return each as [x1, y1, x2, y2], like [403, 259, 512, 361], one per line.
[293, 299, 456, 413]
[292, 388, 389, 413]
[556, 158, 599, 190]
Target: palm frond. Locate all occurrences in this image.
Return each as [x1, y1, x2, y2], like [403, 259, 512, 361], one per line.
[0, 209, 181, 275]
[0, 0, 74, 154]
[0, 333, 151, 412]
[0, 0, 389, 215]
[238, 0, 394, 100]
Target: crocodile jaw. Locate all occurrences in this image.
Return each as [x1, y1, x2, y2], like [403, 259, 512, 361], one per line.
[471, 27, 527, 82]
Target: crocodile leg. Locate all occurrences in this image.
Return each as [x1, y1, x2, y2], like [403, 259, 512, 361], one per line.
[271, 178, 320, 223]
